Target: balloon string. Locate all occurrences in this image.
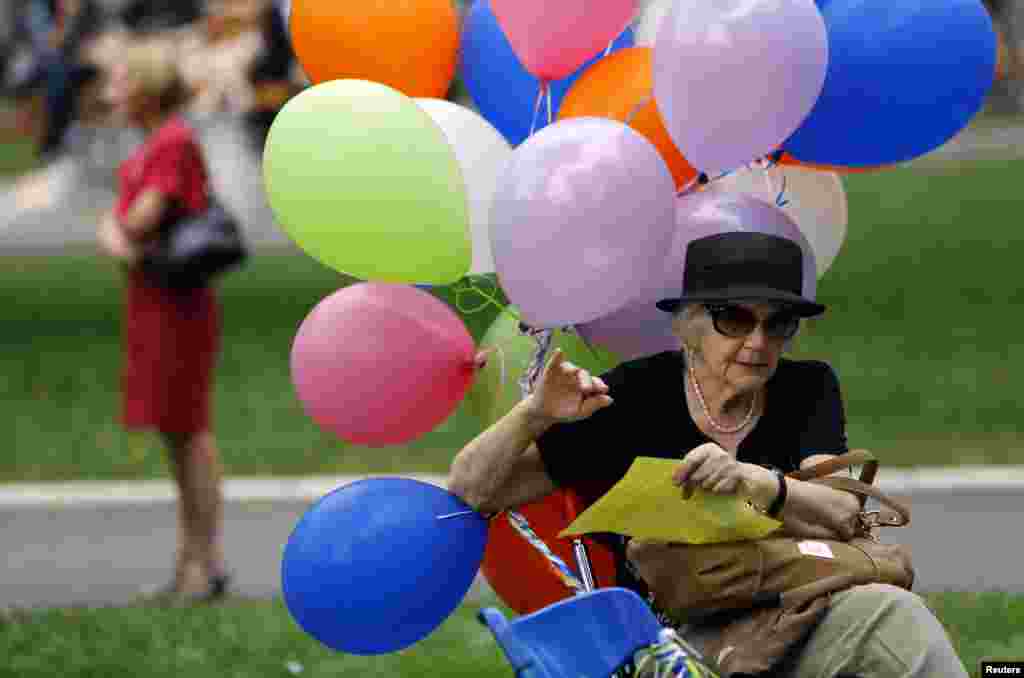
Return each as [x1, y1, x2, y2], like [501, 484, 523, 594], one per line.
[625, 93, 652, 127]
[605, 23, 629, 57]
[566, 325, 608, 366]
[473, 340, 510, 425]
[678, 172, 709, 197]
[518, 327, 554, 400]
[453, 275, 510, 316]
[529, 81, 546, 137]
[546, 84, 553, 127]
[775, 173, 790, 207]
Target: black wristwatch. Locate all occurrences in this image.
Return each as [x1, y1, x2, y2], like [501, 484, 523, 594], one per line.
[765, 466, 788, 518]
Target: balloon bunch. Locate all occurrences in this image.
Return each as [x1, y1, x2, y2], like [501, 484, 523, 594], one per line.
[265, 0, 652, 445]
[267, 0, 997, 654]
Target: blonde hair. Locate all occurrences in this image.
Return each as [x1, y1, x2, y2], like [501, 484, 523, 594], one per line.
[121, 39, 189, 115]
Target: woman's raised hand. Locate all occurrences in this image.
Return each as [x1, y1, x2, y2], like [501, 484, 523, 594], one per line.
[527, 349, 613, 423]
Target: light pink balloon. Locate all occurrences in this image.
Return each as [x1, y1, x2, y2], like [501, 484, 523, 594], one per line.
[489, 117, 677, 329]
[491, 0, 638, 81]
[290, 283, 477, 447]
[653, 0, 828, 174]
[576, 186, 818, 358]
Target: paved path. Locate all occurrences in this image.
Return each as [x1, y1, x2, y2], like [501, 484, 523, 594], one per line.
[2, 470, 1022, 609]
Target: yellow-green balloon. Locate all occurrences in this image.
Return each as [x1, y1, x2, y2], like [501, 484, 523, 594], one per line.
[463, 308, 622, 430]
[263, 79, 471, 284]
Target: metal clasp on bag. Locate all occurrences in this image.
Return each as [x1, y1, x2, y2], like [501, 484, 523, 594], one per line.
[857, 512, 883, 540]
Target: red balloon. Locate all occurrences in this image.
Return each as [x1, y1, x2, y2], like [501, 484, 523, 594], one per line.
[481, 489, 617, 614]
[291, 283, 476, 446]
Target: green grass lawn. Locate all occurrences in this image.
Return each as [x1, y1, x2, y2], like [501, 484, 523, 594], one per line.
[2, 158, 1023, 482]
[1, 592, 1020, 678]
[0, 137, 37, 178]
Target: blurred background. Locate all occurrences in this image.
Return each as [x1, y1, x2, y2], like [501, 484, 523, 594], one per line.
[0, 0, 1022, 483]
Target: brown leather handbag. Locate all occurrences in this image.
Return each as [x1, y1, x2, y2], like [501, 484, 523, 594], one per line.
[626, 450, 913, 676]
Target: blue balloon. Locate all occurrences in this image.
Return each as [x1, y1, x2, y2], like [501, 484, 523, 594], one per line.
[281, 478, 488, 655]
[783, 0, 996, 167]
[460, 0, 635, 147]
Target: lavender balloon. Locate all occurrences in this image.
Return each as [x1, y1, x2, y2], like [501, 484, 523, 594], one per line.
[577, 186, 818, 359]
[489, 117, 677, 328]
[673, 186, 818, 301]
[653, 0, 828, 175]
[576, 301, 682, 362]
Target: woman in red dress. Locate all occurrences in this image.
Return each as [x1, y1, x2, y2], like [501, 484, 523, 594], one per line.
[97, 40, 228, 601]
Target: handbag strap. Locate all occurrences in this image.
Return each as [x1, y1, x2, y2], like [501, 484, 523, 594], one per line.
[807, 477, 910, 528]
[785, 450, 910, 528]
[786, 449, 877, 484]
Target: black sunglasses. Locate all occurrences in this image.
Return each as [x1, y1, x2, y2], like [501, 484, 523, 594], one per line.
[704, 304, 801, 340]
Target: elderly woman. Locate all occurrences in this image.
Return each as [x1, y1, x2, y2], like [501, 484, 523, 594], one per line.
[96, 40, 228, 602]
[449, 231, 967, 677]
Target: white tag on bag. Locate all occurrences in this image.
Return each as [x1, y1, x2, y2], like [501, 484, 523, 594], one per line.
[798, 541, 836, 559]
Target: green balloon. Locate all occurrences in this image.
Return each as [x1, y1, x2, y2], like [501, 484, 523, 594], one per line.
[463, 308, 622, 430]
[263, 80, 471, 284]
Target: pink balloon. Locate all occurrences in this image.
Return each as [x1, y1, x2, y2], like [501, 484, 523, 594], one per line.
[653, 0, 827, 174]
[290, 283, 477, 447]
[489, 117, 677, 329]
[491, 0, 638, 81]
[576, 186, 818, 358]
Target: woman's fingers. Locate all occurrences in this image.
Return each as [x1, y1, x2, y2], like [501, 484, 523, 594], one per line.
[712, 477, 738, 494]
[578, 394, 613, 418]
[544, 348, 565, 374]
[701, 463, 733, 491]
[576, 369, 595, 393]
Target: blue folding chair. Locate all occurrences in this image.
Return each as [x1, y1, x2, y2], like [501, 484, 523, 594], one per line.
[478, 587, 666, 678]
[478, 501, 720, 678]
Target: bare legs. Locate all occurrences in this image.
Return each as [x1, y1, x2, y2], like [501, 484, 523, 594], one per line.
[162, 430, 226, 594]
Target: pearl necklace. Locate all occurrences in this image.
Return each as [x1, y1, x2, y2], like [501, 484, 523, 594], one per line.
[686, 357, 758, 435]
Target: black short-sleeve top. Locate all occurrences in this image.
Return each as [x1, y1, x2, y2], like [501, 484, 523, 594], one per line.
[535, 350, 848, 511]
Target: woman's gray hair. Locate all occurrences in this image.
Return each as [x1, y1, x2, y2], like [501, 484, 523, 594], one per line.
[671, 302, 800, 357]
[671, 303, 714, 357]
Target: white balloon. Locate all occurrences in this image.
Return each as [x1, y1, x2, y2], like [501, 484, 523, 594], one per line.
[634, 0, 673, 46]
[714, 165, 848, 277]
[415, 99, 513, 275]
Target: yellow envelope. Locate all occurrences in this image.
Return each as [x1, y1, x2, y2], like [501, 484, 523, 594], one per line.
[559, 457, 782, 544]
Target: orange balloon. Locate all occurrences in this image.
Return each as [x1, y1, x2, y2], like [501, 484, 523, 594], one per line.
[290, 0, 459, 98]
[481, 489, 616, 615]
[777, 152, 890, 174]
[558, 47, 698, 190]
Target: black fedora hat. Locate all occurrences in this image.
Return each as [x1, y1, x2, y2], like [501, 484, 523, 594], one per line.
[656, 231, 825, 317]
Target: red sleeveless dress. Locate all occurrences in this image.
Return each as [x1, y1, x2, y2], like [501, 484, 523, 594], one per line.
[118, 117, 221, 435]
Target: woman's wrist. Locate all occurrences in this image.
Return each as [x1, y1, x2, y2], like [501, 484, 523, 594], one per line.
[743, 463, 784, 513]
[516, 396, 558, 439]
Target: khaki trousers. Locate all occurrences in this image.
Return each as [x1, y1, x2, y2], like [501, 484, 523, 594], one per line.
[682, 584, 969, 678]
